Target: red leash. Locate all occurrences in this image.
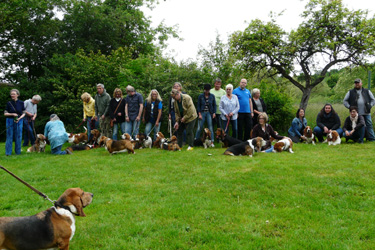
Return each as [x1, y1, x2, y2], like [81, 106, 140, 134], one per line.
[225, 118, 230, 132]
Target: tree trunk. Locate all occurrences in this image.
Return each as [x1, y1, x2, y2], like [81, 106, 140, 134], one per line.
[300, 87, 313, 110]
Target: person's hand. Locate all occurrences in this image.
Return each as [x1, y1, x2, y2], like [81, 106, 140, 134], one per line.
[169, 114, 171, 120]
[113, 118, 116, 122]
[13, 113, 18, 117]
[198, 114, 202, 120]
[229, 112, 233, 117]
[136, 116, 141, 122]
[251, 113, 254, 117]
[117, 113, 122, 116]
[83, 118, 86, 122]
[213, 113, 216, 119]
[323, 127, 329, 134]
[345, 131, 350, 136]
[181, 117, 185, 123]
[174, 122, 179, 130]
[301, 135, 306, 141]
[156, 122, 159, 127]
[101, 115, 105, 120]
[126, 117, 130, 122]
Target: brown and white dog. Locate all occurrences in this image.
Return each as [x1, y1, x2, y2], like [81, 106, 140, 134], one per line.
[153, 132, 166, 149]
[162, 135, 181, 151]
[273, 137, 294, 153]
[68, 127, 88, 145]
[223, 137, 266, 157]
[326, 130, 341, 145]
[27, 134, 47, 153]
[89, 129, 102, 147]
[215, 128, 242, 148]
[194, 128, 212, 148]
[100, 134, 135, 155]
[0, 188, 93, 250]
[303, 126, 316, 145]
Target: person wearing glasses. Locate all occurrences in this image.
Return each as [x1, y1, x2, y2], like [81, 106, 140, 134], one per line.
[343, 78, 375, 141]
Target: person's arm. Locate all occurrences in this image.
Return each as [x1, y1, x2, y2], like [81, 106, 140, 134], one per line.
[125, 103, 129, 122]
[343, 91, 350, 109]
[269, 125, 284, 140]
[291, 119, 302, 137]
[331, 114, 341, 130]
[369, 90, 375, 107]
[156, 108, 162, 126]
[142, 101, 147, 122]
[249, 97, 254, 117]
[137, 104, 143, 121]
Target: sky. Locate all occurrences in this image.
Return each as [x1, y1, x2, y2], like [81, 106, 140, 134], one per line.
[142, 0, 375, 62]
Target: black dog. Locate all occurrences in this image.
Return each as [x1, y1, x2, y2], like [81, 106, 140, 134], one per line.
[215, 128, 242, 148]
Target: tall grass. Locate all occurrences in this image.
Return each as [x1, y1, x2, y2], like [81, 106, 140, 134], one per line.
[1, 141, 375, 249]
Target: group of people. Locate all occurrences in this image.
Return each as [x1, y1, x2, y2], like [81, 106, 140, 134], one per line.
[288, 78, 375, 144]
[4, 77, 374, 155]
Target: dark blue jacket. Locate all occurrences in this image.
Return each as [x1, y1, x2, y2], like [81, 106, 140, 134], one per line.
[197, 93, 216, 114]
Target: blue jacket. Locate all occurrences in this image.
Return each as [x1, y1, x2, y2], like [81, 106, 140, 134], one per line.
[197, 93, 216, 114]
[288, 117, 307, 137]
[44, 120, 68, 149]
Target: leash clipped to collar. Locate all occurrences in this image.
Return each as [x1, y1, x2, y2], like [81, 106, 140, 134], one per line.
[0, 165, 55, 204]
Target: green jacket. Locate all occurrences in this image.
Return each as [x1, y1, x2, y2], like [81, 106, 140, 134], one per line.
[174, 93, 197, 124]
[95, 89, 111, 117]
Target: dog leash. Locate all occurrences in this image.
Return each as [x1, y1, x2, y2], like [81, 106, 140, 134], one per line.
[168, 119, 172, 138]
[0, 165, 55, 204]
[225, 118, 230, 132]
[146, 124, 156, 137]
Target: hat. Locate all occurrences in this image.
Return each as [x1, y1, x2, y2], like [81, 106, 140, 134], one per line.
[204, 83, 211, 90]
[354, 78, 362, 83]
[50, 114, 57, 119]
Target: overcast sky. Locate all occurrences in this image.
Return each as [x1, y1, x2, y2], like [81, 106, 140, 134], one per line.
[142, 0, 375, 62]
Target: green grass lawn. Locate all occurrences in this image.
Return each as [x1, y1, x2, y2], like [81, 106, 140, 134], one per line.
[1, 142, 375, 249]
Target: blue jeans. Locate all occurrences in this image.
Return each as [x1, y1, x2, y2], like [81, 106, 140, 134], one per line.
[313, 126, 343, 142]
[221, 118, 237, 138]
[23, 117, 35, 146]
[51, 145, 67, 155]
[145, 122, 161, 141]
[112, 122, 125, 140]
[6, 118, 23, 155]
[344, 126, 365, 143]
[125, 120, 140, 139]
[363, 115, 375, 141]
[195, 112, 214, 140]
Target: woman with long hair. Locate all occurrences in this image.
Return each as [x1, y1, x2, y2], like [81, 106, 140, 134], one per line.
[313, 103, 343, 142]
[143, 89, 163, 140]
[288, 108, 307, 143]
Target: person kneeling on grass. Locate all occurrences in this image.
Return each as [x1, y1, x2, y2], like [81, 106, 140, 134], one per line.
[44, 114, 72, 155]
[343, 106, 366, 144]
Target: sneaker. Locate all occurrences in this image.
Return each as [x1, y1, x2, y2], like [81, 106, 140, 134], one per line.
[65, 149, 73, 155]
[187, 146, 194, 151]
[211, 143, 215, 148]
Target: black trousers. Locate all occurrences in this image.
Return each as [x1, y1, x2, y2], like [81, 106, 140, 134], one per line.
[237, 113, 252, 141]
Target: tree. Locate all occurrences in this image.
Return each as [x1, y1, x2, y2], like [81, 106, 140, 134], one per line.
[230, 0, 375, 110]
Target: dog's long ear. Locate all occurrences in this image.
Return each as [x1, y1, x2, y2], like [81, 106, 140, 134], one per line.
[72, 195, 86, 217]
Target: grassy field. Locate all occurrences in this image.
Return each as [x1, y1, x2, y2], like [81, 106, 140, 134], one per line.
[1, 141, 375, 249]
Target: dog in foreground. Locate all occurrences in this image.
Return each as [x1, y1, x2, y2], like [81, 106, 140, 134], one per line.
[0, 188, 93, 250]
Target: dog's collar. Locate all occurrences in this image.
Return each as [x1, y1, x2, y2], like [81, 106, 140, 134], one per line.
[54, 201, 79, 216]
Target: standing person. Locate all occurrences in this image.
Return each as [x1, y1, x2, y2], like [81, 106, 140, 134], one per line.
[251, 88, 267, 127]
[313, 104, 343, 142]
[109, 88, 126, 140]
[210, 78, 226, 131]
[94, 83, 112, 138]
[195, 83, 216, 147]
[219, 84, 240, 138]
[288, 108, 307, 143]
[343, 78, 375, 141]
[23, 95, 42, 147]
[44, 114, 72, 155]
[81, 92, 97, 141]
[233, 79, 253, 141]
[171, 89, 197, 150]
[4, 89, 25, 156]
[143, 89, 163, 140]
[343, 106, 366, 144]
[169, 82, 187, 141]
[251, 112, 284, 152]
[125, 85, 143, 139]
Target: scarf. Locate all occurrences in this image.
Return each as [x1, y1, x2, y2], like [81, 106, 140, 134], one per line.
[350, 114, 358, 129]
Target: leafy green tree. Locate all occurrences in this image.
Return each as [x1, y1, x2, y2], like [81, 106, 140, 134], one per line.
[230, 0, 375, 110]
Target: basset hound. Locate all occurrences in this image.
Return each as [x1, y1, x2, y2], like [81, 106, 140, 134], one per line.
[0, 188, 93, 250]
[303, 126, 316, 145]
[68, 127, 88, 145]
[162, 135, 181, 151]
[273, 137, 294, 153]
[100, 134, 135, 155]
[153, 132, 166, 149]
[194, 128, 212, 148]
[215, 128, 242, 148]
[223, 137, 266, 157]
[326, 130, 341, 145]
[136, 133, 152, 149]
[27, 134, 47, 153]
[89, 129, 102, 147]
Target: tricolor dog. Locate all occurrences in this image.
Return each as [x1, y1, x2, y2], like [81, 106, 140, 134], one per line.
[68, 127, 88, 145]
[273, 137, 294, 153]
[223, 137, 266, 157]
[27, 134, 47, 153]
[162, 135, 181, 151]
[100, 134, 135, 155]
[0, 188, 93, 250]
[153, 132, 166, 149]
[303, 126, 316, 145]
[136, 133, 152, 149]
[89, 129, 102, 147]
[194, 128, 212, 148]
[326, 130, 341, 145]
[215, 128, 242, 148]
